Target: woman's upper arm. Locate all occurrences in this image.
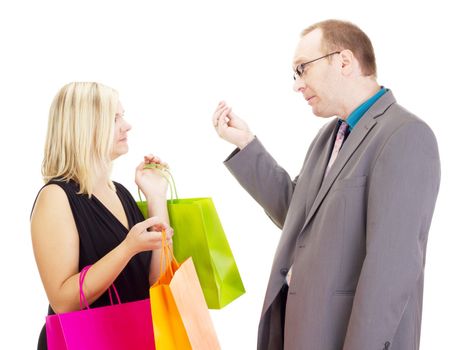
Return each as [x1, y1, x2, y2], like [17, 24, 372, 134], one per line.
[31, 184, 80, 310]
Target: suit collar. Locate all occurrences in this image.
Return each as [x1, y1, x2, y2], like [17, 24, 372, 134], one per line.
[365, 89, 396, 120]
[346, 87, 388, 130]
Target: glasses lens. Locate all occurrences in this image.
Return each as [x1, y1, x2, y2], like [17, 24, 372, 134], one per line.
[293, 66, 302, 81]
[297, 65, 303, 77]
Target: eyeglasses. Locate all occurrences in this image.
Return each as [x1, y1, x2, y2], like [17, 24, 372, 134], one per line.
[293, 51, 341, 80]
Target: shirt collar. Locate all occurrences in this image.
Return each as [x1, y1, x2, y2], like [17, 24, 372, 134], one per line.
[344, 87, 388, 131]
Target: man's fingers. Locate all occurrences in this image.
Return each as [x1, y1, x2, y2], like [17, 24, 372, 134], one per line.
[219, 107, 231, 126]
[213, 102, 229, 127]
[212, 103, 224, 126]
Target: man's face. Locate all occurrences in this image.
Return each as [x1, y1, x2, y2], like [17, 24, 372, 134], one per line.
[292, 29, 341, 118]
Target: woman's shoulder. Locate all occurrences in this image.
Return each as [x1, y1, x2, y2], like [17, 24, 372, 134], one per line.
[31, 181, 72, 220]
[31, 179, 79, 213]
[46, 178, 79, 191]
[34, 180, 72, 202]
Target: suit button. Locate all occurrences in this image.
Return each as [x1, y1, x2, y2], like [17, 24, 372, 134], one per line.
[298, 244, 305, 248]
[280, 268, 288, 276]
[384, 341, 390, 350]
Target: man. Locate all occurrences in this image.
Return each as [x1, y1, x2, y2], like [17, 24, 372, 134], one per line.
[212, 20, 440, 350]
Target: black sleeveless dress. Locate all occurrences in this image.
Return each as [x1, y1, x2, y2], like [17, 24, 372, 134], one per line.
[35, 179, 151, 350]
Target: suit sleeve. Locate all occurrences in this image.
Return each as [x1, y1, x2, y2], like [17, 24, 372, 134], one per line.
[343, 121, 441, 349]
[224, 137, 299, 229]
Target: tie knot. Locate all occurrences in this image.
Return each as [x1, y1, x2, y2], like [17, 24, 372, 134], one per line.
[337, 121, 348, 138]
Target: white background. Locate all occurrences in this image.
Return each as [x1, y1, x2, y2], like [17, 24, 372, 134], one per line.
[1, 0, 465, 348]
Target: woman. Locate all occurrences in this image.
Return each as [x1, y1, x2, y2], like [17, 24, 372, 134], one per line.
[30, 82, 172, 349]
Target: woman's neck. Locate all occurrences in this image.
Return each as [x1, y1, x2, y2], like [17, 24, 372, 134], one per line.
[91, 169, 113, 194]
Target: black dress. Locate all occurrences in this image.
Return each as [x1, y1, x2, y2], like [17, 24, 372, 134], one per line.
[35, 179, 151, 350]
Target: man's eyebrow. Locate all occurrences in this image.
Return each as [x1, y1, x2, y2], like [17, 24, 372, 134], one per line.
[293, 57, 307, 66]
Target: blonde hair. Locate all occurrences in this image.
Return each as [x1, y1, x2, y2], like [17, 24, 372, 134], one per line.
[302, 19, 377, 77]
[42, 82, 118, 196]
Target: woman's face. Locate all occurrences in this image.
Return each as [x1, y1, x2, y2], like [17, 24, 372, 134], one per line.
[110, 101, 132, 160]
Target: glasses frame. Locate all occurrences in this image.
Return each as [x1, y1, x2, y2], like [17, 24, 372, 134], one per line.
[293, 51, 341, 80]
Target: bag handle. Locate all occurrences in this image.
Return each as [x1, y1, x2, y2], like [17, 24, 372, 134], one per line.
[79, 265, 121, 310]
[137, 164, 179, 204]
[158, 229, 179, 280]
[136, 164, 180, 281]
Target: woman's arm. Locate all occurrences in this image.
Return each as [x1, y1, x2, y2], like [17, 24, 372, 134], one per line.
[31, 184, 168, 313]
[146, 196, 170, 285]
[135, 154, 172, 285]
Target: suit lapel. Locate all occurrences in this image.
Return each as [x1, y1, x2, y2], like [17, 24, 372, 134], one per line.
[299, 91, 397, 236]
[304, 122, 338, 213]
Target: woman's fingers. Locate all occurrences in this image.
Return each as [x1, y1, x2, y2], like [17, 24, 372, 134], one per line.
[143, 155, 168, 169]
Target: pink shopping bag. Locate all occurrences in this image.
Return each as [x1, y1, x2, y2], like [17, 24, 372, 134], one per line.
[46, 266, 155, 350]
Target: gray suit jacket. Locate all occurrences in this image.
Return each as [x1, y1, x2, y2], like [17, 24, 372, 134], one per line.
[224, 91, 440, 350]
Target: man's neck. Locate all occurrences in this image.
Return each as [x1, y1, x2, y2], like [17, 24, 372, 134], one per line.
[339, 79, 380, 120]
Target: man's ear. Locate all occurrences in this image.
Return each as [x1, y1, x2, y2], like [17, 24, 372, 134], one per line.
[339, 49, 355, 76]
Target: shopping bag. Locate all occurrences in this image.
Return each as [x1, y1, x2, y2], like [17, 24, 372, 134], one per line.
[138, 165, 245, 309]
[150, 233, 220, 350]
[46, 265, 155, 350]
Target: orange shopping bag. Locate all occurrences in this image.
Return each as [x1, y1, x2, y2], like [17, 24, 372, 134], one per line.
[150, 231, 220, 350]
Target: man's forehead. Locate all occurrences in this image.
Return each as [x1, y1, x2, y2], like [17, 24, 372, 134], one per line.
[293, 29, 323, 65]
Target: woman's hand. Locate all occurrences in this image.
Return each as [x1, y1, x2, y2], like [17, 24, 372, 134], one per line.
[135, 154, 169, 200]
[123, 216, 174, 255]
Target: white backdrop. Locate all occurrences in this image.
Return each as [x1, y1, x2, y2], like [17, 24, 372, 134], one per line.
[1, 0, 465, 348]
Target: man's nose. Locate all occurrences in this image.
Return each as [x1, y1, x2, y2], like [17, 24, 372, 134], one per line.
[293, 77, 305, 93]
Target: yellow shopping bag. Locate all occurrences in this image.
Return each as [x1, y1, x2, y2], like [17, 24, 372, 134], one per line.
[150, 232, 220, 350]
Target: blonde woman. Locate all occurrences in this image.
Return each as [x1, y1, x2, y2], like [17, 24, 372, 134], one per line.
[31, 82, 172, 349]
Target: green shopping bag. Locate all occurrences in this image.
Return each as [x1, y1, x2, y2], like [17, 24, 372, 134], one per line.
[137, 165, 245, 309]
